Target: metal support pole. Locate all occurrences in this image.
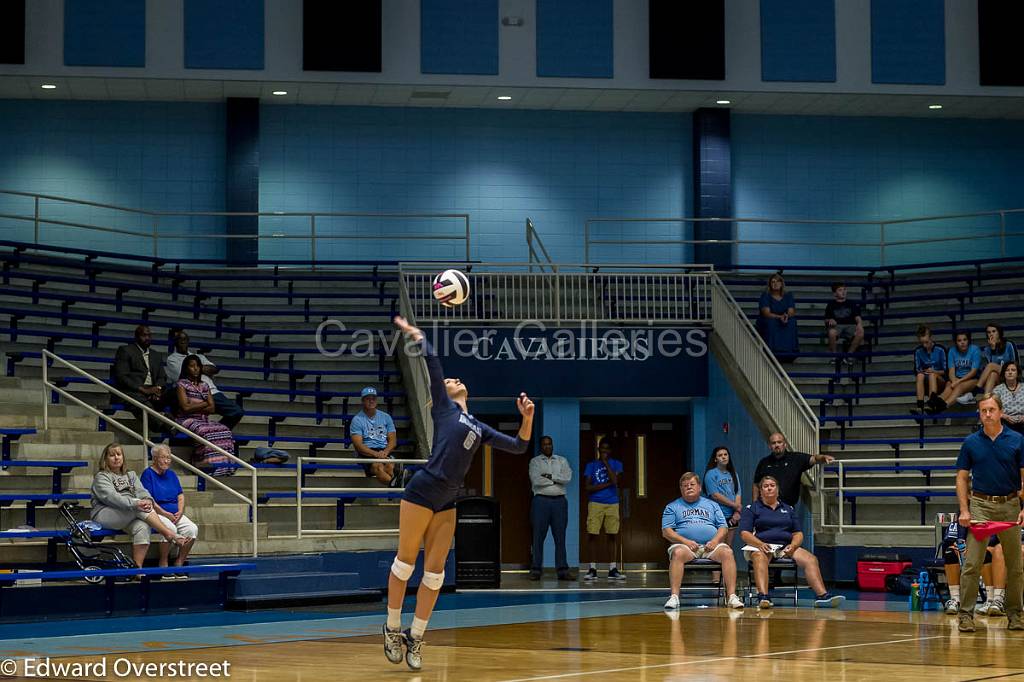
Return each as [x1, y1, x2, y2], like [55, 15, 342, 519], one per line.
[310, 215, 317, 271]
[879, 222, 886, 267]
[252, 469, 259, 556]
[153, 216, 159, 259]
[584, 221, 590, 264]
[33, 196, 40, 244]
[41, 352, 48, 430]
[465, 216, 471, 262]
[838, 461, 844, 534]
[296, 456, 303, 539]
[1000, 211, 1006, 258]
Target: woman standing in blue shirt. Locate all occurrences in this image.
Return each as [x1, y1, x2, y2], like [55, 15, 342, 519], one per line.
[383, 316, 534, 671]
[703, 446, 741, 544]
[979, 323, 1018, 394]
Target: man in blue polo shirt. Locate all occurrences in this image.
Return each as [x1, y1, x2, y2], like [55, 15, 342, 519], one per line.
[661, 472, 744, 610]
[351, 386, 400, 487]
[955, 393, 1024, 632]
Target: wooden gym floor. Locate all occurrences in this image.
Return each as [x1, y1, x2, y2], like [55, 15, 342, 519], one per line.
[3, 591, 1024, 681]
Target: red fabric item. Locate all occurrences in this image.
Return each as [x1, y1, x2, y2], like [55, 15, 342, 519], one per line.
[969, 521, 1020, 541]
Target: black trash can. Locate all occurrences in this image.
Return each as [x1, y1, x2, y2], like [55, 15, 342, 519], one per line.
[455, 496, 501, 588]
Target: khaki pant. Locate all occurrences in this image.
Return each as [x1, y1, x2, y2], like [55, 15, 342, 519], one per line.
[960, 497, 1023, 619]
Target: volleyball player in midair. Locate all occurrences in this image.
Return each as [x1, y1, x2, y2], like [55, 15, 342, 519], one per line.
[383, 316, 534, 671]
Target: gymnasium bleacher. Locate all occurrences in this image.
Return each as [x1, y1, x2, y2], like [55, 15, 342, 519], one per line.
[727, 258, 1024, 542]
[0, 242, 426, 605]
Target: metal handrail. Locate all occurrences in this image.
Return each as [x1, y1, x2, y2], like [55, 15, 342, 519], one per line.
[295, 455, 428, 537]
[583, 210, 1024, 265]
[818, 457, 959, 533]
[0, 189, 471, 262]
[709, 272, 818, 452]
[526, 218, 554, 273]
[41, 349, 260, 556]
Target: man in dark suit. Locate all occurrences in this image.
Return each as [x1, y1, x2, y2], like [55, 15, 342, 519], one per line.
[112, 325, 168, 428]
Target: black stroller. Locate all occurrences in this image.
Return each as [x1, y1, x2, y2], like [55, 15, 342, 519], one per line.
[59, 502, 135, 583]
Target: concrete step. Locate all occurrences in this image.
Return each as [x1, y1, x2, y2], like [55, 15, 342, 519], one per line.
[230, 570, 361, 597]
[0, 415, 96, 430]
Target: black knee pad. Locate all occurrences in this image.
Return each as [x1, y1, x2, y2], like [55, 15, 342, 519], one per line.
[943, 545, 959, 565]
[984, 549, 994, 565]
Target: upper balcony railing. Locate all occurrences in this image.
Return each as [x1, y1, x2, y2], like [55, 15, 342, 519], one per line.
[0, 189, 470, 265]
[400, 262, 715, 326]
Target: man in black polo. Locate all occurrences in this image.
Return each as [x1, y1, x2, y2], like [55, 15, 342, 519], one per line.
[751, 432, 834, 507]
[955, 393, 1024, 633]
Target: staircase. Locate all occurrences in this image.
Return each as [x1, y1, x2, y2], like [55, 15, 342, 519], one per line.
[0, 251, 418, 565]
[724, 263, 1024, 547]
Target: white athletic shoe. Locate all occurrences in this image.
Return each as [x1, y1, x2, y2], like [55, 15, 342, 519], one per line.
[664, 594, 680, 610]
[988, 599, 1006, 617]
[403, 630, 423, 671]
[976, 601, 992, 616]
[727, 594, 745, 610]
[956, 393, 976, 405]
[944, 598, 960, 615]
[382, 624, 404, 664]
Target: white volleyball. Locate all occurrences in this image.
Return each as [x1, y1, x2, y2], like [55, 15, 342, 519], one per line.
[431, 269, 470, 306]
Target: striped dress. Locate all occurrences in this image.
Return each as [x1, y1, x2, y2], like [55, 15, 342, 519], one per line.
[174, 379, 238, 477]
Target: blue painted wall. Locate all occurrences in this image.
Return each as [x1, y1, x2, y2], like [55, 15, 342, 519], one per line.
[539, 398, 581, 569]
[536, 0, 614, 79]
[421, 0, 498, 75]
[259, 106, 691, 263]
[761, 0, 836, 83]
[64, 0, 145, 67]
[871, 0, 945, 85]
[731, 114, 1024, 266]
[185, 0, 265, 70]
[0, 101, 226, 260]
[6, 101, 1024, 268]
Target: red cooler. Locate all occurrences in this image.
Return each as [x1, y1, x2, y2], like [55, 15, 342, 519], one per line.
[857, 552, 911, 591]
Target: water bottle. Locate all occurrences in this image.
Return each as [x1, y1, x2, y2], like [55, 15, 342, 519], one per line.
[918, 571, 931, 609]
[910, 582, 921, 611]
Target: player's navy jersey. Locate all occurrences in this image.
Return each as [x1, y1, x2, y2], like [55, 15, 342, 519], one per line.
[420, 340, 528, 486]
[943, 520, 968, 544]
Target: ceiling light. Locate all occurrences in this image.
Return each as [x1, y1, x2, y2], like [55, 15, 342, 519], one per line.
[271, 90, 287, 96]
[40, 84, 57, 90]
[716, 99, 731, 105]
[497, 95, 512, 101]
[928, 104, 942, 109]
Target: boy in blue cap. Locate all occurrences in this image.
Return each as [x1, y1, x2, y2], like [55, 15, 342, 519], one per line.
[351, 386, 400, 486]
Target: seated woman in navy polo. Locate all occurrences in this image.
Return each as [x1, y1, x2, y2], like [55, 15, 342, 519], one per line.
[739, 476, 844, 610]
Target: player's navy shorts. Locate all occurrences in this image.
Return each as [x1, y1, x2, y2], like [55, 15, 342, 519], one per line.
[402, 469, 458, 512]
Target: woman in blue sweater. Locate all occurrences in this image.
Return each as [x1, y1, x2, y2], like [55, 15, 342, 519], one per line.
[383, 316, 534, 671]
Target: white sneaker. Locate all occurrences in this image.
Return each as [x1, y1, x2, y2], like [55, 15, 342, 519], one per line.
[727, 594, 744, 609]
[956, 393, 976, 405]
[664, 594, 680, 610]
[944, 598, 960, 615]
[988, 599, 1006, 617]
[976, 601, 991, 616]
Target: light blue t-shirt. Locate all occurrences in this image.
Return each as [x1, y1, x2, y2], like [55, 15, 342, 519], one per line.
[661, 496, 726, 545]
[350, 410, 396, 450]
[703, 467, 738, 518]
[584, 458, 624, 504]
[948, 345, 982, 379]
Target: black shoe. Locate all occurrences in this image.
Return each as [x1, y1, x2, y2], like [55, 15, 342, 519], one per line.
[529, 571, 542, 581]
[607, 568, 626, 581]
[557, 570, 573, 581]
[582, 568, 598, 582]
